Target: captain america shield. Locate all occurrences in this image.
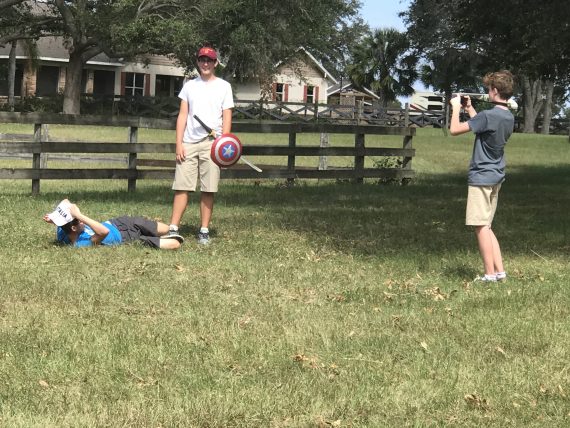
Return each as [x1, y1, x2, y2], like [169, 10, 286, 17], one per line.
[210, 133, 242, 167]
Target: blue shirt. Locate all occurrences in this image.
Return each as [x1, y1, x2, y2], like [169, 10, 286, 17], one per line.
[57, 221, 122, 247]
[467, 107, 514, 186]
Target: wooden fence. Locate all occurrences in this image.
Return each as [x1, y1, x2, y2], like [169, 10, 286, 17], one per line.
[29, 94, 445, 127]
[0, 112, 415, 194]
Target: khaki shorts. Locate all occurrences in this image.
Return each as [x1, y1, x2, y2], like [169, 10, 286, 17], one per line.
[466, 184, 502, 226]
[172, 140, 220, 192]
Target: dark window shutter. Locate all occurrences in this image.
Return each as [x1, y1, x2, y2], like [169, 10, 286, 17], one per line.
[120, 72, 126, 96]
[303, 85, 307, 102]
[284, 84, 289, 102]
[145, 74, 150, 96]
[314, 86, 319, 103]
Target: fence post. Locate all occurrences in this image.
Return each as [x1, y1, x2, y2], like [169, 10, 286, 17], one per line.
[39, 124, 50, 168]
[356, 100, 363, 125]
[354, 132, 365, 184]
[287, 132, 296, 186]
[404, 103, 410, 128]
[32, 123, 42, 195]
[400, 133, 414, 185]
[318, 133, 329, 171]
[128, 126, 138, 192]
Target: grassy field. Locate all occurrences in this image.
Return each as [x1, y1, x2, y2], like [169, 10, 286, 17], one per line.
[0, 125, 569, 427]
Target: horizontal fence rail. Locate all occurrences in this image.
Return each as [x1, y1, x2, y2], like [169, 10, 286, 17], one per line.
[0, 112, 416, 194]
[4, 96, 568, 135]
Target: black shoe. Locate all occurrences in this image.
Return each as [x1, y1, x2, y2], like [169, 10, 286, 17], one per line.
[163, 230, 184, 243]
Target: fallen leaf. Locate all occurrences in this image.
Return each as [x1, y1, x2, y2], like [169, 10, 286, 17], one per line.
[175, 264, 185, 272]
[496, 346, 506, 356]
[293, 354, 309, 362]
[39, 380, 49, 388]
[420, 341, 428, 351]
[424, 287, 447, 301]
[464, 393, 490, 410]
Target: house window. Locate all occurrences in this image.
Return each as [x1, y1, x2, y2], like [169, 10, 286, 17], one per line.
[306, 85, 316, 104]
[274, 83, 285, 101]
[93, 70, 115, 95]
[124, 72, 145, 96]
[36, 65, 60, 96]
[173, 76, 183, 95]
[0, 63, 23, 97]
[155, 74, 171, 97]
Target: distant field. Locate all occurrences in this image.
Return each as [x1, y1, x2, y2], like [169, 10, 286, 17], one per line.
[0, 124, 569, 426]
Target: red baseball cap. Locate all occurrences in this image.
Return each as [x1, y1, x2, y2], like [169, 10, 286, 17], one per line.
[197, 47, 217, 60]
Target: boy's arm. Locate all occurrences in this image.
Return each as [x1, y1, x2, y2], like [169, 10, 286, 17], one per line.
[449, 97, 471, 136]
[175, 100, 189, 162]
[222, 108, 232, 134]
[69, 204, 109, 245]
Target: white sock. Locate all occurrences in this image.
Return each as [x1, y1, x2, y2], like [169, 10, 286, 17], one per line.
[200, 227, 209, 234]
[169, 224, 179, 232]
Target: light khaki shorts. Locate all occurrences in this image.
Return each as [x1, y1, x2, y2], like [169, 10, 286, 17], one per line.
[172, 140, 220, 192]
[466, 184, 502, 226]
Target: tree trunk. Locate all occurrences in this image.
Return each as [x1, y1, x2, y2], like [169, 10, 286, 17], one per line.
[540, 79, 554, 135]
[62, 52, 84, 114]
[521, 75, 543, 133]
[8, 40, 16, 111]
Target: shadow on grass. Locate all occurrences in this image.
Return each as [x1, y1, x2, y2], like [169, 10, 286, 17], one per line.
[34, 164, 570, 259]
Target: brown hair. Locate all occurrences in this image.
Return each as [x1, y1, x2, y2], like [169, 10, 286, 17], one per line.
[483, 70, 514, 100]
[61, 218, 79, 234]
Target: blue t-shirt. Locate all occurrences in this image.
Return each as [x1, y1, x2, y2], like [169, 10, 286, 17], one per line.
[467, 107, 514, 186]
[57, 221, 122, 247]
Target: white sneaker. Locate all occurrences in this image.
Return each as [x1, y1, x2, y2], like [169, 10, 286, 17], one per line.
[474, 274, 497, 283]
[496, 272, 507, 281]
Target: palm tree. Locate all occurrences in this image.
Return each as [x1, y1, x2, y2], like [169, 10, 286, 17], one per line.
[347, 28, 418, 107]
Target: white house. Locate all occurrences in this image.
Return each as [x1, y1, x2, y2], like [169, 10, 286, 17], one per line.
[232, 48, 338, 103]
[1, 41, 340, 108]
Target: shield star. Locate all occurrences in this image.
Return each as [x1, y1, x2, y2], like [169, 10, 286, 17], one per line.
[222, 144, 235, 159]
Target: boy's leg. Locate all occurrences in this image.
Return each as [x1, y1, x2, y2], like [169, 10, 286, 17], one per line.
[170, 141, 199, 228]
[200, 192, 214, 229]
[158, 237, 182, 250]
[156, 221, 170, 236]
[489, 228, 504, 273]
[475, 225, 496, 276]
[170, 191, 189, 227]
[197, 139, 219, 233]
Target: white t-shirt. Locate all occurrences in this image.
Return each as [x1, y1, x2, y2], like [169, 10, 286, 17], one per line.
[178, 76, 234, 143]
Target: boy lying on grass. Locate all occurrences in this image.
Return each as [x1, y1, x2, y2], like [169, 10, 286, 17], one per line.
[43, 199, 184, 250]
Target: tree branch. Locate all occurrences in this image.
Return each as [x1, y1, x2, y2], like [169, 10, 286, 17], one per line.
[0, 0, 24, 10]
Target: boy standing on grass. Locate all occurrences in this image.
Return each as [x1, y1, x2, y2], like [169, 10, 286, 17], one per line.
[449, 70, 515, 282]
[44, 199, 183, 250]
[166, 45, 234, 245]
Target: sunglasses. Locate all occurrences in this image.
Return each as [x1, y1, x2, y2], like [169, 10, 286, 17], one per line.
[197, 57, 216, 63]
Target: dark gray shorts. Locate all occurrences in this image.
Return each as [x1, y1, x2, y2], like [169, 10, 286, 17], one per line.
[109, 216, 160, 248]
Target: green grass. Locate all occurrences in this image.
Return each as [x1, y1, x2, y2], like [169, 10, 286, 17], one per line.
[0, 125, 569, 426]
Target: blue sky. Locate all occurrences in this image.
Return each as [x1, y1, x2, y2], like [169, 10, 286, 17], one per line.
[358, 0, 410, 31]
